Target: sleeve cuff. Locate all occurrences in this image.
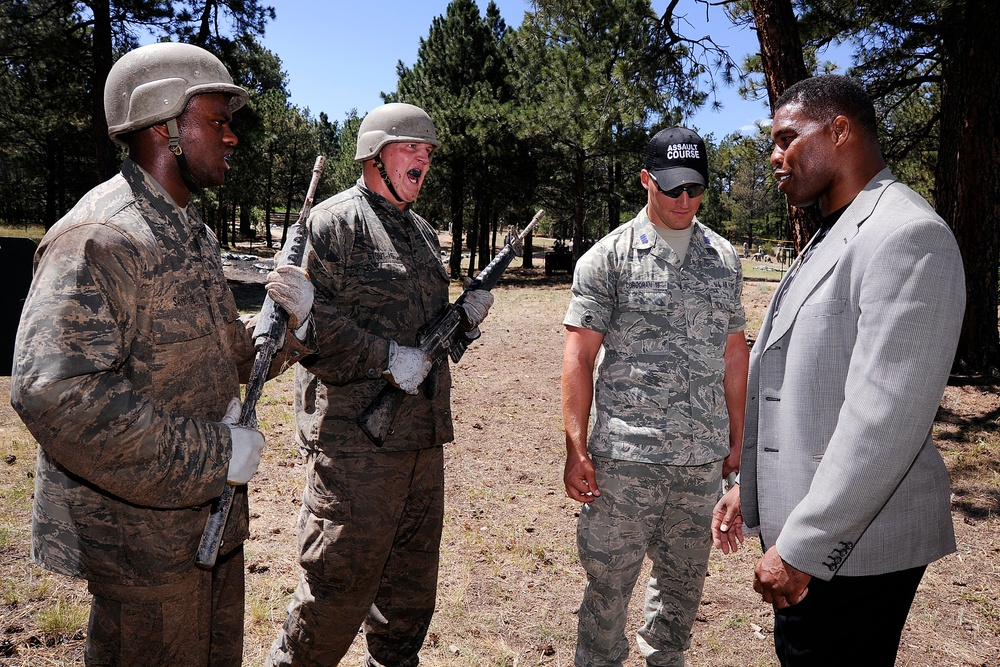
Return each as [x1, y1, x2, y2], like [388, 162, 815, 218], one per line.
[292, 315, 312, 342]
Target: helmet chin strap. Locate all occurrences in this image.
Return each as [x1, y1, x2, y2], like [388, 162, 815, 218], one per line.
[165, 118, 204, 195]
[373, 153, 406, 207]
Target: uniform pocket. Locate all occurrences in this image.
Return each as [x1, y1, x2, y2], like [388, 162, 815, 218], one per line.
[621, 287, 669, 312]
[351, 251, 407, 282]
[298, 454, 355, 587]
[703, 292, 734, 351]
[151, 279, 215, 344]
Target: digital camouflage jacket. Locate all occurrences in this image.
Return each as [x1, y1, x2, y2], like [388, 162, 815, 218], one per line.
[11, 159, 306, 585]
[295, 181, 454, 452]
[564, 211, 745, 466]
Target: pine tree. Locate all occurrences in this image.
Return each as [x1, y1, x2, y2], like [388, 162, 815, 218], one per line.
[392, 0, 521, 278]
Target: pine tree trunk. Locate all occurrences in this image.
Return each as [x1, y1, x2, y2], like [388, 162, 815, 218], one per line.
[448, 158, 466, 279]
[90, 0, 118, 181]
[239, 202, 252, 246]
[478, 198, 491, 270]
[44, 140, 58, 228]
[467, 199, 480, 279]
[607, 157, 621, 238]
[216, 197, 228, 247]
[265, 143, 275, 248]
[936, 0, 1000, 375]
[281, 142, 300, 247]
[572, 148, 585, 260]
[749, 0, 818, 252]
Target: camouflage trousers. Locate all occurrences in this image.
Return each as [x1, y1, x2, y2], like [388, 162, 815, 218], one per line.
[266, 446, 444, 667]
[84, 544, 244, 667]
[575, 456, 722, 667]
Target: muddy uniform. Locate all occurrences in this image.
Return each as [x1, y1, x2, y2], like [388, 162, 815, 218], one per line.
[564, 210, 745, 666]
[11, 159, 305, 666]
[267, 181, 452, 667]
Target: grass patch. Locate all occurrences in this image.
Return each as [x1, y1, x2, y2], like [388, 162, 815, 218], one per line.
[36, 598, 89, 635]
[0, 223, 46, 241]
[740, 258, 788, 282]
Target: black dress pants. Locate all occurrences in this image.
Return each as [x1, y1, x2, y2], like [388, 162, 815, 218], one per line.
[773, 565, 926, 667]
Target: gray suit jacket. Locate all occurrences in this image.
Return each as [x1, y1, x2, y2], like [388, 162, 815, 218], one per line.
[740, 168, 965, 580]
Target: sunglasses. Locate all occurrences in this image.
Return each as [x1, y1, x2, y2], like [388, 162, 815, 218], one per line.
[649, 174, 706, 199]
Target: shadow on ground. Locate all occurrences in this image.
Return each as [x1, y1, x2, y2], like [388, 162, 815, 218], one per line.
[229, 280, 266, 312]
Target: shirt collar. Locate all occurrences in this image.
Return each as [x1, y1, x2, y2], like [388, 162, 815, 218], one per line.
[122, 158, 203, 237]
[634, 209, 714, 263]
[358, 178, 413, 226]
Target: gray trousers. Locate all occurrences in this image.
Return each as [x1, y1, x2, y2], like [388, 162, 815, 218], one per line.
[266, 446, 444, 667]
[575, 456, 722, 667]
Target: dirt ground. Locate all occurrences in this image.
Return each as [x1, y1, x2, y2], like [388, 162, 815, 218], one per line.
[1, 249, 998, 666]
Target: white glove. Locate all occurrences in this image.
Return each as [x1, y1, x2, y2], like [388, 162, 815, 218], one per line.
[460, 289, 494, 330]
[221, 397, 265, 485]
[383, 340, 432, 395]
[266, 265, 314, 330]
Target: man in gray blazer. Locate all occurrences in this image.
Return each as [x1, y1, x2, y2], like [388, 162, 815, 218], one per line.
[711, 75, 966, 666]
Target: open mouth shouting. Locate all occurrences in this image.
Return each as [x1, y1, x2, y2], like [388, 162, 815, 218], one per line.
[374, 141, 435, 208]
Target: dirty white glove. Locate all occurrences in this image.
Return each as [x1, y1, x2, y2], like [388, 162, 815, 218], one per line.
[383, 340, 432, 395]
[221, 397, 265, 485]
[460, 289, 494, 330]
[266, 265, 314, 330]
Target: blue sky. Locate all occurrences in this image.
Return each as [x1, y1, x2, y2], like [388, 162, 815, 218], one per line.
[258, 1, 849, 140]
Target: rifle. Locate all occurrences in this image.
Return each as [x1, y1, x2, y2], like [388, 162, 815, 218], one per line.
[357, 209, 545, 447]
[196, 155, 326, 569]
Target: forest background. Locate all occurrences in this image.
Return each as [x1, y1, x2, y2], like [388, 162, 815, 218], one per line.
[0, 0, 997, 370]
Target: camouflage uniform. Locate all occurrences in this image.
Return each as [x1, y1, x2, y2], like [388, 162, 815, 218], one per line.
[11, 159, 306, 666]
[564, 209, 745, 666]
[267, 181, 452, 667]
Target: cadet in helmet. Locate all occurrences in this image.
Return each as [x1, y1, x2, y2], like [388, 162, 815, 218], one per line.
[10, 42, 314, 666]
[265, 103, 494, 666]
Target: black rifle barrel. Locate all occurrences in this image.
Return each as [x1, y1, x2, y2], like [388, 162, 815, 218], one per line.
[356, 209, 544, 447]
[196, 155, 326, 569]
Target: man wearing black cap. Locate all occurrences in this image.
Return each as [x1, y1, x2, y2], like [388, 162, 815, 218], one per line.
[561, 127, 749, 666]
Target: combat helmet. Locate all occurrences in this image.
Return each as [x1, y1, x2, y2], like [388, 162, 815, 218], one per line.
[105, 42, 249, 147]
[354, 103, 440, 161]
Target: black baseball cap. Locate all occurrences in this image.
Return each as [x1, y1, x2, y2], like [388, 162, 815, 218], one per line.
[644, 127, 709, 191]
